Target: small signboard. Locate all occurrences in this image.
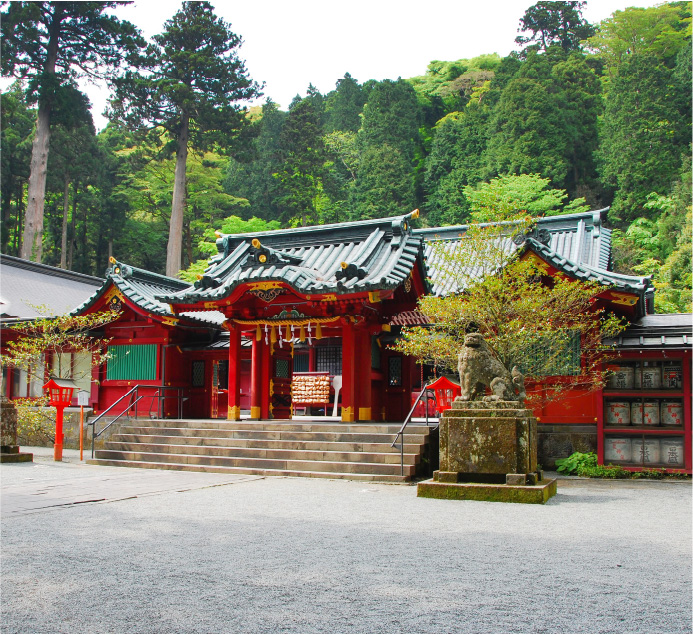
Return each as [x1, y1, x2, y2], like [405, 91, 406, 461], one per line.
[77, 390, 90, 407]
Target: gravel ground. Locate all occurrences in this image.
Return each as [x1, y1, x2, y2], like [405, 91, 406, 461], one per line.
[1, 448, 691, 634]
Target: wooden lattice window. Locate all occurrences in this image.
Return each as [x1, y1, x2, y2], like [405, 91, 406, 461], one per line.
[191, 361, 205, 387]
[293, 353, 309, 373]
[106, 344, 157, 381]
[275, 358, 290, 379]
[519, 331, 582, 377]
[316, 346, 342, 375]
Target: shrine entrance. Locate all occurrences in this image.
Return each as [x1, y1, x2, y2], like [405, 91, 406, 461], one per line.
[158, 211, 428, 423]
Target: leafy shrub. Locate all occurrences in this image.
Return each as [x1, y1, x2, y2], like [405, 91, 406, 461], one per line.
[577, 463, 630, 479]
[555, 451, 598, 475]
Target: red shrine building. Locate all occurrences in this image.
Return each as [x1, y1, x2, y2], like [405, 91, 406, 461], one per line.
[1, 208, 691, 474]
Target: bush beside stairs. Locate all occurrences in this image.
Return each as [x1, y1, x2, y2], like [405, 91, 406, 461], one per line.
[86, 419, 435, 482]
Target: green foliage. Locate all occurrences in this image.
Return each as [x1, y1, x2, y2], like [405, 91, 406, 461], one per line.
[463, 174, 589, 223]
[407, 55, 501, 111]
[597, 53, 688, 223]
[357, 79, 420, 161]
[1, 82, 35, 254]
[350, 144, 416, 220]
[392, 220, 626, 401]
[577, 463, 630, 479]
[109, 1, 261, 275]
[423, 106, 488, 225]
[516, 1, 595, 53]
[555, 451, 597, 474]
[1, 2, 144, 94]
[2, 307, 117, 440]
[587, 3, 692, 71]
[1, 0, 690, 305]
[275, 97, 326, 226]
[324, 73, 366, 133]
[15, 396, 55, 444]
[554, 451, 691, 479]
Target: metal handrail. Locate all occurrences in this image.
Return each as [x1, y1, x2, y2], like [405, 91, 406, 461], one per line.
[90, 384, 186, 458]
[391, 383, 436, 477]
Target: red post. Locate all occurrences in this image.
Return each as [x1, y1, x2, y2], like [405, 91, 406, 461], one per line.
[341, 320, 355, 422]
[79, 405, 84, 461]
[54, 406, 64, 461]
[250, 335, 262, 420]
[227, 323, 242, 421]
[356, 327, 372, 421]
[261, 339, 271, 420]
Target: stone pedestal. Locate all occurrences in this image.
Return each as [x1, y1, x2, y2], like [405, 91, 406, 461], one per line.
[1, 397, 33, 463]
[417, 399, 556, 504]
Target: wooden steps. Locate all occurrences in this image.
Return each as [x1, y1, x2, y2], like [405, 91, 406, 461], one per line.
[87, 419, 435, 482]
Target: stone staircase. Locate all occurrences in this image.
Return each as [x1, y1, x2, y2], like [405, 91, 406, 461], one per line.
[86, 419, 436, 482]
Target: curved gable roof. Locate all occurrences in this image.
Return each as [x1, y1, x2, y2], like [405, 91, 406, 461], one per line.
[159, 211, 428, 305]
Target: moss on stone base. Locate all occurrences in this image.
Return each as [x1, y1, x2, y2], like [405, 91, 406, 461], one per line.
[417, 478, 557, 504]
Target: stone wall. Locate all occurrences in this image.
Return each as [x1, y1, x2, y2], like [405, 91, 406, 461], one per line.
[537, 424, 597, 469]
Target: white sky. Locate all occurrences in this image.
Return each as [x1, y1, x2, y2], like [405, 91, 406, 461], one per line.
[6, 0, 663, 130]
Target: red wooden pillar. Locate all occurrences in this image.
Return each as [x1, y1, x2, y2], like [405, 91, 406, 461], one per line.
[261, 340, 271, 420]
[356, 327, 372, 421]
[227, 323, 242, 420]
[341, 320, 356, 422]
[250, 334, 262, 420]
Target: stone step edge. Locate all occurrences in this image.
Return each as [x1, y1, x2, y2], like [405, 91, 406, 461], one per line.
[140, 419, 434, 430]
[93, 450, 416, 472]
[110, 434, 427, 450]
[101, 442, 422, 462]
[114, 428, 429, 442]
[85, 459, 412, 483]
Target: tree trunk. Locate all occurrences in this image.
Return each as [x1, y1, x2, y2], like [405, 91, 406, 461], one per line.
[1, 176, 13, 253]
[166, 112, 190, 278]
[60, 176, 70, 268]
[68, 181, 77, 270]
[19, 4, 63, 262]
[15, 182, 24, 255]
[21, 103, 52, 261]
[80, 191, 88, 272]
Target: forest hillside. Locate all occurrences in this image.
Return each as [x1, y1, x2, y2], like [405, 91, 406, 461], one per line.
[2, 1, 690, 311]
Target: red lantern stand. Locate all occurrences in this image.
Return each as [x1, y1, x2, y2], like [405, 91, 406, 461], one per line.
[427, 375, 462, 416]
[44, 377, 78, 461]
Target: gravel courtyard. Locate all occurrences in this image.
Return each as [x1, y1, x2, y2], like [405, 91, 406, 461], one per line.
[1, 449, 691, 634]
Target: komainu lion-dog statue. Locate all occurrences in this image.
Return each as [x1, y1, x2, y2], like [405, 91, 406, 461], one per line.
[458, 333, 526, 403]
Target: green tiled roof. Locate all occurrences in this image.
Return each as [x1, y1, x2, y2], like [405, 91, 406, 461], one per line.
[415, 209, 614, 296]
[158, 211, 428, 305]
[525, 237, 652, 294]
[72, 261, 224, 327]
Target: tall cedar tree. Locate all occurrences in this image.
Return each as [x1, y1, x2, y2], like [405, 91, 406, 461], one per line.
[0, 1, 143, 262]
[110, 1, 261, 277]
[515, 1, 595, 53]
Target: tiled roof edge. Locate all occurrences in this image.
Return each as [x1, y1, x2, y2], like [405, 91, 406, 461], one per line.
[413, 208, 610, 241]
[524, 238, 653, 292]
[0, 253, 104, 285]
